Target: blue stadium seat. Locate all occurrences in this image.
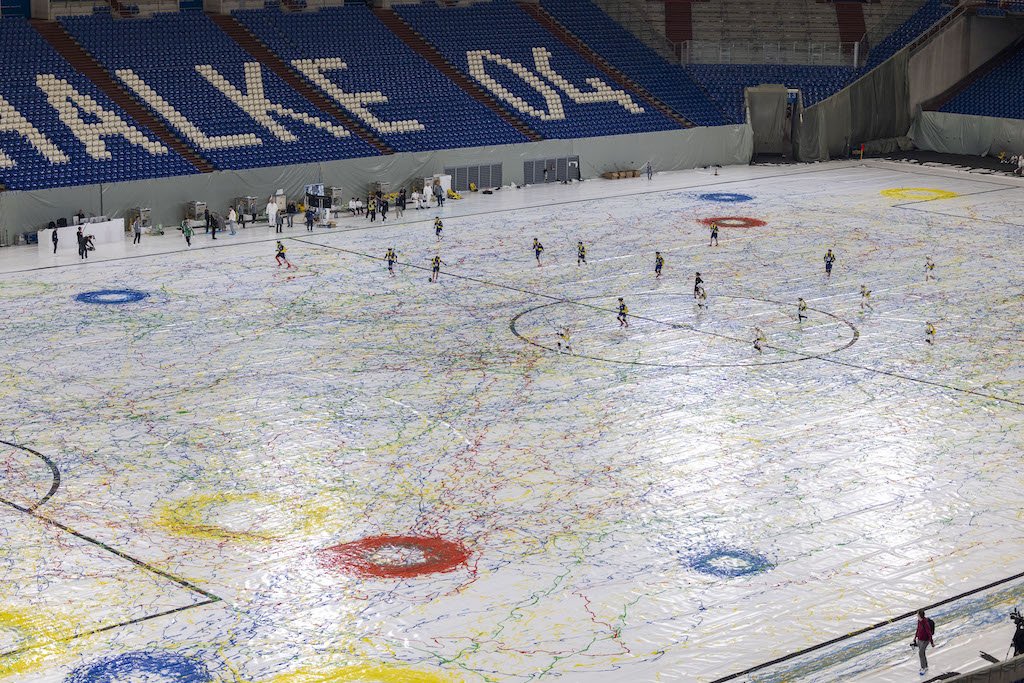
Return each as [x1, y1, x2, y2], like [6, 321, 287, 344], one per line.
[232, 5, 527, 152]
[0, 17, 196, 190]
[394, 0, 681, 138]
[539, 0, 727, 127]
[59, 12, 379, 170]
[940, 45, 1024, 119]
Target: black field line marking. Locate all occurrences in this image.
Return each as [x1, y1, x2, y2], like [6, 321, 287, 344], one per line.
[298, 238, 1024, 407]
[711, 568, 1024, 682]
[0, 164, 873, 278]
[0, 498, 221, 601]
[0, 599, 220, 659]
[0, 439, 61, 512]
[295, 238, 841, 351]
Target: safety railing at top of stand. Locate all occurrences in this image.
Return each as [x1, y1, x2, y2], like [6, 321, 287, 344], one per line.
[591, 0, 681, 62]
[680, 40, 866, 66]
[50, 0, 179, 19]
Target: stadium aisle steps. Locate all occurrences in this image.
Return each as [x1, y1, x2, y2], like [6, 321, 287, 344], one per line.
[206, 12, 394, 155]
[371, 7, 544, 142]
[29, 18, 216, 173]
[516, 1, 693, 128]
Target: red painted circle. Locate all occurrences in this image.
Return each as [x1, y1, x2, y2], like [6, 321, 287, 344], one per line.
[699, 217, 767, 228]
[319, 535, 471, 578]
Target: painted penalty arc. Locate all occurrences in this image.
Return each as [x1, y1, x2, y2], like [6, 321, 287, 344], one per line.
[510, 293, 859, 369]
[0, 439, 61, 512]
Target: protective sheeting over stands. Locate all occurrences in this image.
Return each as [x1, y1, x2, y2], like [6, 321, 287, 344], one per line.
[0, 17, 196, 190]
[795, 51, 911, 161]
[232, 5, 529, 153]
[910, 110, 1024, 156]
[59, 12, 379, 170]
[0, 123, 752, 232]
[393, 0, 682, 139]
[538, 0, 727, 127]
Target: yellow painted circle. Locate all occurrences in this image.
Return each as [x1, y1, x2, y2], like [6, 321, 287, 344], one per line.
[0, 609, 56, 676]
[155, 492, 338, 543]
[880, 188, 958, 201]
[257, 663, 461, 683]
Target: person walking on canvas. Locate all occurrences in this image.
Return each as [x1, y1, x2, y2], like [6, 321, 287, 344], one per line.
[912, 610, 935, 676]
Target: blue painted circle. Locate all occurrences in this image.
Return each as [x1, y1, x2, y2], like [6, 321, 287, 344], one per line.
[691, 549, 773, 578]
[64, 651, 213, 683]
[699, 192, 753, 203]
[75, 289, 149, 305]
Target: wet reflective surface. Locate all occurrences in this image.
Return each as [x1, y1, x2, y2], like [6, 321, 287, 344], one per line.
[1, 162, 1022, 681]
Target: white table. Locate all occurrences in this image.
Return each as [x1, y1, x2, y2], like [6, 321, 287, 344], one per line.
[39, 219, 126, 255]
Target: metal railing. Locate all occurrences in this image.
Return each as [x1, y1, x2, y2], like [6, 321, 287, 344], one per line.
[591, 0, 680, 61]
[680, 40, 865, 66]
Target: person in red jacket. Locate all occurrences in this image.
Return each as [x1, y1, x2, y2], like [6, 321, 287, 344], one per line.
[912, 609, 935, 676]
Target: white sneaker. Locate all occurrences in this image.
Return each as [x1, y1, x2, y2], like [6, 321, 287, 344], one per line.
[920, 667, 927, 676]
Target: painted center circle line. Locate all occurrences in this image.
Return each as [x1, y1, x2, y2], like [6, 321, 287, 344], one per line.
[699, 192, 753, 202]
[510, 293, 859, 369]
[319, 535, 471, 579]
[699, 217, 767, 228]
[880, 188, 958, 201]
[75, 289, 150, 305]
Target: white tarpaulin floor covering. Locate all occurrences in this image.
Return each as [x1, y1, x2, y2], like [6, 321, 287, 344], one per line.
[0, 161, 1022, 683]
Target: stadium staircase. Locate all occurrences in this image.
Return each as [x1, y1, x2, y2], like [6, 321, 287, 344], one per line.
[205, 12, 395, 155]
[371, 7, 544, 142]
[28, 18, 216, 173]
[516, 1, 694, 128]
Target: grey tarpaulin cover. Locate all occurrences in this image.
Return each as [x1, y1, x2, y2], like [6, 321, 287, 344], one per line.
[910, 110, 1024, 157]
[796, 51, 911, 162]
[745, 85, 789, 155]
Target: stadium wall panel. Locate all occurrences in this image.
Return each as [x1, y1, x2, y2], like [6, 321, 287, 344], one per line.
[0, 124, 752, 237]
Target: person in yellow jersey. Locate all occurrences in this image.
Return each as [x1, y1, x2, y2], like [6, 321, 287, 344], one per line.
[860, 285, 872, 311]
[577, 241, 587, 266]
[925, 256, 936, 281]
[798, 297, 807, 322]
[617, 297, 629, 328]
[655, 251, 664, 279]
[385, 248, 398, 277]
[556, 326, 573, 355]
[434, 217, 443, 241]
[753, 327, 766, 354]
[824, 249, 836, 278]
[275, 241, 293, 269]
[925, 321, 935, 345]
[430, 255, 447, 283]
[709, 222, 719, 247]
[696, 286, 708, 311]
[533, 238, 544, 266]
